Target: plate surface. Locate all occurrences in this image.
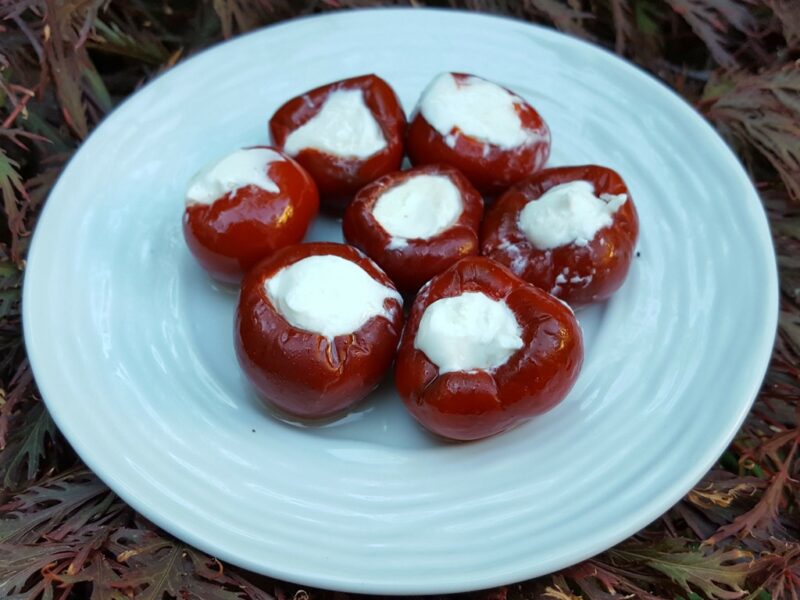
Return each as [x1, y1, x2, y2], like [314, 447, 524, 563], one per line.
[23, 8, 778, 594]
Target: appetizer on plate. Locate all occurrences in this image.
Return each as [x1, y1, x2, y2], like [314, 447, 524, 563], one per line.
[481, 165, 639, 306]
[269, 74, 406, 211]
[342, 164, 483, 294]
[175, 75, 642, 440]
[235, 242, 404, 420]
[183, 146, 318, 283]
[395, 256, 583, 441]
[406, 72, 550, 195]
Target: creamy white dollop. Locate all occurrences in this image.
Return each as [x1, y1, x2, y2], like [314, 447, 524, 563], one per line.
[186, 148, 281, 206]
[265, 255, 400, 339]
[418, 73, 532, 149]
[414, 291, 524, 373]
[283, 89, 387, 159]
[372, 175, 462, 245]
[518, 180, 627, 250]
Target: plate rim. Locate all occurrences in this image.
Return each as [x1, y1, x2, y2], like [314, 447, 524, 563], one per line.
[22, 7, 779, 593]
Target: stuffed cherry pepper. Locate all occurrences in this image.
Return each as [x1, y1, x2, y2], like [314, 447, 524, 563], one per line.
[342, 165, 483, 294]
[235, 242, 403, 420]
[183, 147, 319, 283]
[481, 165, 639, 306]
[269, 74, 406, 211]
[395, 256, 583, 441]
[406, 73, 550, 195]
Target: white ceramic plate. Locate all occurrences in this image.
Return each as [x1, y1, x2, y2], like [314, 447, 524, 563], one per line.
[23, 8, 777, 594]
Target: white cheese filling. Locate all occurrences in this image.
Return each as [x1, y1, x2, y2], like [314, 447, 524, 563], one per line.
[517, 180, 628, 250]
[186, 148, 281, 206]
[418, 73, 532, 149]
[283, 89, 387, 159]
[414, 291, 524, 373]
[372, 174, 462, 246]
[265, 255, 400, 339]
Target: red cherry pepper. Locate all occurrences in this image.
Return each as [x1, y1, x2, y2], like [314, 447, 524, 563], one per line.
[395, 256, 583, 441]
[269, 74, 406, 212]
[342, 165, 484, 294]
[406, 73, 550, 196]
[235, 242, 404, 420]
[183, 147, 318, 283]
[481, 165, 639, 307]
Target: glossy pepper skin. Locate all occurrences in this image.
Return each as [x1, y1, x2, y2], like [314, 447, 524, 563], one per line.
[183, 147, 319, 284]
[481, 165, 639, 307]
[406, 73, 550, 196]
[342, 165, 484, 295]
[269, 75, 407, 212]
[395, 256, 583, 441]
[235, 242, 404, 421]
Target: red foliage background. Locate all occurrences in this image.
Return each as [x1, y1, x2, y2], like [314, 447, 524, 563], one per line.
[0, 1, 798, 598]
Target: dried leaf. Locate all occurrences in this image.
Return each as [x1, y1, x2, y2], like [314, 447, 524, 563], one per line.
[688, 478, 760, 509]
[523, 0, 593, 37]
[706, 443, 798, 544]
[666, 0, 754, 67]
[47, 555, 128, 600]
[108, 527, 274, 600]
[0, 541, 73, 598]
[609, 0, 632, 54]
[544, 583, 584, 600]
[44, 38, 89, 138]
[212, 0, 290, 38]
[38, 0, 113, 139]
[0, 470, 110, 543]
[704, 65, 800, 201]
[563, 559, 664, 600]
[766, 0, 800, 49]
[778, 311, 800, 357]
[748, 540, 800, 600]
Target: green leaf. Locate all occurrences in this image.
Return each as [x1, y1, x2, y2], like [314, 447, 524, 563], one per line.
[0, 287, 20, 323]
[719, 450, 741, 473]
[0, 149, 27, 246]
[0, 402, 56, 489]
[47, 52, 89, 139]
[634, 0, 662, 35]
[611, 542, 756, 599]
[82, 65, 113, 114]
[90, 20, 171, 65]
[16, 106, 73, 153]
